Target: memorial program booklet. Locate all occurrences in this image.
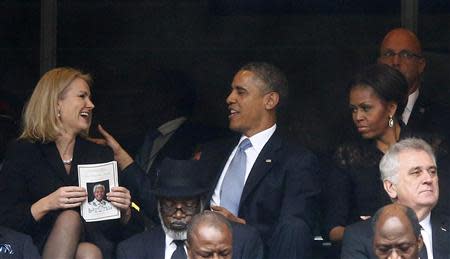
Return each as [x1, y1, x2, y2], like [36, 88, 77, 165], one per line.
[78, 161, 121, 222]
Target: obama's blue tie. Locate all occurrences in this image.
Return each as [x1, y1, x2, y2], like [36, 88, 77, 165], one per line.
[220, 138, 252, 215]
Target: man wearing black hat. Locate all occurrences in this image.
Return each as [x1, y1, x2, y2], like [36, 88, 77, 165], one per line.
[116, 158, 264, 259]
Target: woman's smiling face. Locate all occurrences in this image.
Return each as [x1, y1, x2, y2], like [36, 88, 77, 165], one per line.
[57, 78, 95, 136]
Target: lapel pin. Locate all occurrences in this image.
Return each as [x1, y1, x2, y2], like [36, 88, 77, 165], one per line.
[265, 159, 272, 163]
[441, 225, 447, 232]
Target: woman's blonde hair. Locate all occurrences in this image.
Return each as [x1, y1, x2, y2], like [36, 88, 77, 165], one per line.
[20, 67, 92, 143]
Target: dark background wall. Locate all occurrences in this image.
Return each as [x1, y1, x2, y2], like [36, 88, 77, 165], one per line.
[1, 0, 450, 156]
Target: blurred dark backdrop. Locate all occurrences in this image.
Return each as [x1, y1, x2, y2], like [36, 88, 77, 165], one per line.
[1, 0, 449, 157]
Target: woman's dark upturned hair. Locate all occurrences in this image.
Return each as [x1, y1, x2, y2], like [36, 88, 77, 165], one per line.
[348, 64, 408, 119]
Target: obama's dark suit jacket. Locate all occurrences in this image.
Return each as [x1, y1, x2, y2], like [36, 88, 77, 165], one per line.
[200, 129, 321, 258]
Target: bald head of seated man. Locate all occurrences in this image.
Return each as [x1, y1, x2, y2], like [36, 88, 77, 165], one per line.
[372, 204, 423, 259]
[187, 211, 233, 259]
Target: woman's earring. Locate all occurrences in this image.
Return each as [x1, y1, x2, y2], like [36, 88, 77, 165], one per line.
[388, 115, 394, 128]
[57, 111, 61, 118]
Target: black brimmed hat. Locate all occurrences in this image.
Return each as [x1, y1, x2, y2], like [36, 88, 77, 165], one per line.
[151, 158, 210, 198]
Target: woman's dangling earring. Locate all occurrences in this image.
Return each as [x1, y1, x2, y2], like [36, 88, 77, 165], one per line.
[388, 115, 394, 128]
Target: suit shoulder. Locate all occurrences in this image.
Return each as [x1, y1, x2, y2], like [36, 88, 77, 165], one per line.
[4, 139, 38, 156]
[2, 140, 43, 166]
[0, 225, 32, 240]
[231, 222, 261, 240]
[345, 220, 372, 237]
[283, 141, 315, 157]
[432, 212, 450, 228]
[279, 139, 318, 165]
[342, 220, 373, 259]
[117, 230, 158, 250]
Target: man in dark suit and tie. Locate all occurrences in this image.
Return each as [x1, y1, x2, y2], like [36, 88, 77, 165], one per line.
[133, 69, 215, 180]
[121, 68, 227, 226]
[116, 158, 264, 259]
[200, 62, 321, 258]
[378, 29, 450, 219]
[341, 138, 450, 259]
[377, 28, 450, 135]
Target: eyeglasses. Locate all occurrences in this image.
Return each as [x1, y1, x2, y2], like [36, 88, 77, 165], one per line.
[380, 50, 423, 60]
[160, 199, 199, 215]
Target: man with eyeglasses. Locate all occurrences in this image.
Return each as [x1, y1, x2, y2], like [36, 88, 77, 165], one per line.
[116, 158, 264, 259]
[378, 28, 450, 134]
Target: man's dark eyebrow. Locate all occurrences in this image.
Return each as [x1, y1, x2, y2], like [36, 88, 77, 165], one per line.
[232, 85, 247, 91]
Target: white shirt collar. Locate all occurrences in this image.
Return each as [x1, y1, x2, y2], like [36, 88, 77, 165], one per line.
[164, 234, 186, 259]
[402, 89, 420, 124]
[420, 212, 433, 259]
[239, 124, 277, 153]
[165, 234, 175, 250]
[406, 89, 420, 112]
[158, 117, 187, 135]
[420, 212, 431, 235]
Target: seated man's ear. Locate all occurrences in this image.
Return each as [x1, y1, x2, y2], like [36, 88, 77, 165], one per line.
[264, 92, 279, 110]
[383, 179, 398, 200]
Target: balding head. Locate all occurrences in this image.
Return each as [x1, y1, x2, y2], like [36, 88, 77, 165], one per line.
[381, 28, 422, 54]
[378, 28, 426, 94]
[187, 211, 233, 259]
[372, 204, 423, 259]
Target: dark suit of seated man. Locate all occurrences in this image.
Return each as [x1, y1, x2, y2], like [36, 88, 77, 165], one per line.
[377, 28, 450, 136]
[116, 158, 264, 259]
[199, 62, 320, 259]
[0, 226, 40, 259]
[342, 138, 450, 259]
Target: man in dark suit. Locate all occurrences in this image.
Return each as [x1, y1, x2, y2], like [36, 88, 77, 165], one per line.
[116, 158, 264, 259]
[377, 28, 450, 134]
[133, 69, 203, 176]
[372, 204, 423, 259]
[130, 69, 226, 222]
[200, 62, 320, 258]
[0, 226, 40, 259]
[342, 138, 450, 259]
